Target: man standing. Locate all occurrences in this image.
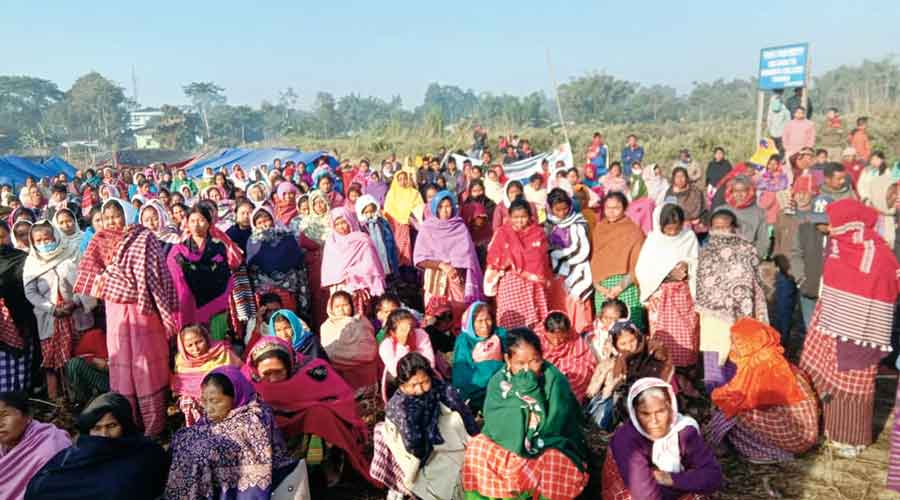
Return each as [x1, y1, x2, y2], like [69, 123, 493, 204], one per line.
[620, 134, 644, 177]
[767, 91, 791, 156]
[786, 87, 812, 117]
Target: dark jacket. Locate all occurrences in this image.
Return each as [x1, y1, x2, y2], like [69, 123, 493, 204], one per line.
[790, 221, 826, 298]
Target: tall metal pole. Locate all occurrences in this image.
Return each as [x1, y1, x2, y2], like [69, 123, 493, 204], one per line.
[546, 49, 571, 146]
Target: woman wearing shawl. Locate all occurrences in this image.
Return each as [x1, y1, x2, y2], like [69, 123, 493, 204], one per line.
[321, 205, 386, 313]
[379, 309, 438, 402]
[696, 209, 768, 394]
[364, 171, 389, 206]
[246, 206, 309, 315]
[799, 199, 900, 458]
[97, 184, 120, 204]
[296, 190, 330, 324]
[226, 198, 255, 253]
[262, 308, 325, 361]
[315, 174, 345, 209]
[591, 192, 647, 330]
[723, 175, 769, 258]
[0, 221, 38, 393]
[666, 167, 707, 232]
[51, 208, 84, 258]
[166, 205, 235, 341]
[274, 181, 301, 226]
[483, 167, 504, 205]
[24, 392, 169, 500]
[166, 366, 297, 500]
[636, 204, 700, 368]
[603, 378, 722, 500]
[462, 328, 589, 499]
[415, 190, 484, 324]
[138, 200, 182, 254]
[244, 336, 374, 488]
[756, 155, 790, 227]
[383, 170, 424, 267]
[246, 181, 271, 208]
[601, 161, 630, 194]
[372, 352, 479, 500]
[23, 222, 82, 401]
[705, 318, 818, 464]
[485, 198, 550, 332]
[546, 188, 594, 334]
[319, 291, 379, 396]
[452, 301, 507, 413]
[491, 179, 538, 231]
[0, 392, 71, 500]
[230, 165, 249, 191]
[171, 324, 242, 426]
[461, 179, 495, 266]
[74, 198, 177, 437]
[355, 194, 399, 278]
[540, 311, 597, 404]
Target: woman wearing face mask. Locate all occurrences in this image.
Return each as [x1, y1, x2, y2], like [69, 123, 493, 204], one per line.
[171, 324, 242, 426]
[166, 366, 298, 499]
[24, 392, 169, 500]
[602, 378, 722, 500]
[74, 198, 178, 437]
[0, 392, 71, 500]
[372, 352, 479, 500]
[245, 207, 309, 315]
[462, 328, 589, 500]
[244, 336, 374, 488]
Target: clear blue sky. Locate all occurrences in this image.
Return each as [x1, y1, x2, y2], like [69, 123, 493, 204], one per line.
[3, 0, 897, 109]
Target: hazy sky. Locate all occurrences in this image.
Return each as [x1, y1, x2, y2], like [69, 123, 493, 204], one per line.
[3, 0, 897, 109]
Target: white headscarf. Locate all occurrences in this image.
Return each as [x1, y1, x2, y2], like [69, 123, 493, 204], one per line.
[101, 198, 137, 227]
[634, 203, 699, 302]
[642, 163, 670, 206]
[354, 194, 381, 223]
[627, 377, 699, 474]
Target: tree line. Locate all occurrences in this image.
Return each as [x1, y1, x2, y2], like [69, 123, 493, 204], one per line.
[0, 55, 897, 154]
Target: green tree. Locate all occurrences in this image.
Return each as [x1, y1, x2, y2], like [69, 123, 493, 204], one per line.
[314, 92, 340, 138]
[183, 81, 226, 140]
[149, 105, 200, 151]
[64, 72, 129, 147]
[558, 72, 637, 123]
[0, 76, 64, 150]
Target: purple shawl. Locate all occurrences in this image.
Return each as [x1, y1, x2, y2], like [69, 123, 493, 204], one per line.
[365, 175, 389, 206]
[0, 420, 71, 500]
[413, 191, 484, 303]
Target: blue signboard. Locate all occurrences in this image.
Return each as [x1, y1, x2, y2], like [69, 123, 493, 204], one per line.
[758, 43, 809, 90]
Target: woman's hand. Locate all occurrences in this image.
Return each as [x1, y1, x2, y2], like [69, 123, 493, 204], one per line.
[594, 284, 609, 296]
[606, 284, 622, 299]
[669, 262, 688, 281]
[652, 469, 674, 487]
[354, 288, 371, 305]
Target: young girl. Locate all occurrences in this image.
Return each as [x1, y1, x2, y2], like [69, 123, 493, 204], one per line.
[378, 309, 437, 402]
[266, 308, 324, 361]
[171, 324, 242, 426]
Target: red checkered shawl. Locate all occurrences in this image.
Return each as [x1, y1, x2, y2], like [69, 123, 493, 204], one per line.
[75, 225, 178, 335]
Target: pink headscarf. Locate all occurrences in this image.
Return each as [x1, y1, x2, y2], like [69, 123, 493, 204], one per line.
[0, 420, 71, 499]
[320, 206, 386, 295]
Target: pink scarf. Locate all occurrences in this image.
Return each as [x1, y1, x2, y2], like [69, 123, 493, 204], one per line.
[0, 420, 71, 500]
[320, 207, 386, 295]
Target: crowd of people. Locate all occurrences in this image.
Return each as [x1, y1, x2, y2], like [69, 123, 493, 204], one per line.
[1, 109, 900, 499]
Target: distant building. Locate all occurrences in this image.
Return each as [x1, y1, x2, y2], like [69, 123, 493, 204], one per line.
[134, 127, 161, 149]
[128, 108, 164, 131]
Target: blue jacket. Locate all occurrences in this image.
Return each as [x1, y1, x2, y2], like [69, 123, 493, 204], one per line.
[620, 146, 644, 177]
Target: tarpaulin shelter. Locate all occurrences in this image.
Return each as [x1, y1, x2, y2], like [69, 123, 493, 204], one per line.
[183, 148, 338, 179]
[0, 156, 62, 188]
[41, 156, 78, 177]
[95, 149, 194, 170]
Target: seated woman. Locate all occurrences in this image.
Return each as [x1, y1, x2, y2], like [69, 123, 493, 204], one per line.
[244, 337, 374, 487]
[451, 301, 507, 413]
[379, 309, 438, 402]
[266, 308, 325, 361]
[25, 392, 169, 500]
[171, 324, 242, 426]
[462, 328, 590, 500]
[706, 318, 819, 464]
[320, 206, 386, 314]
[371, 352, 479, 500]
[319, 292, 379, 399]
[540, 311, 597, 404]
[64, 328, 110, 406]
[603, 378, 722, 500]
[246, 206, 309, 315]
[0, 392, 71, 500]
[166, 366, 297, 500]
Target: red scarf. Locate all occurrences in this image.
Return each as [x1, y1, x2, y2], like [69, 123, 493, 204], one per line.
[486, 222, 550, 281]
[540, 330, 597, 402]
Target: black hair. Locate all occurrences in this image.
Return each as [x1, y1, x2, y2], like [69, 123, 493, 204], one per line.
[201, 372, 235, 398]
[610, 321, 644, 348]
[316, 175, 332, 188]
[330, 290, 355, 315]
[252, 348, 292, 371]
[671, 166, 689, 184]
[77, 392, 138, 436]
[234, 197, 255, 214]
[506, 180, 524, 197]
[0, 391, 29, 414]
[794, 106, 807, 114]
[102, 200, 125, 217]
[377, 293, 402, 309]
[187, 204, 214, 224]
[29, 220, 54, 239]
[609, 161, 622, 171]
[815, 148, 828, 156]
[508, 198, 532, 218]
[603, 191, 629, 212]
[658, 204, 685, 228]
[503, 327, 542, 357]
[600, 299, 629, 319]
[857, 116, 869, 126]
[385, 309, 416, 335]
[823, 162, 846, 178]
[259, 292, 283, 306]
[543, 311, 571, 333]
[420, 183, 439, 199]
[396, 352, 435, 385]
[547, 188, 572, 210]
[710, 208, 739, 229]
[529, 173, 543, 184]
[51, 184, 67, 195]
[713, 147, 725, 155]
[873, 151, 887, 175]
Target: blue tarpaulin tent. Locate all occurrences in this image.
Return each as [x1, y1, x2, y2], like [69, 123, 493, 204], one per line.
[41, 156, 78, 177]
[0, 156, 63, 188]
[184, 148, 338, 179]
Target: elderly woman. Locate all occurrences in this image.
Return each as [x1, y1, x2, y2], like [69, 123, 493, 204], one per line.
[274, 181, 301, 226]
[414, 190, 483, 324]
[591, 192, 646, 329]
[722, 175, 768, 258]
[666, 166, 707, 232]
[635, 204, 700, 369]
[321, 206, 386, 313]
[0, 392, 71, 500]
[800, 199, 900, 459]
[383, 170, 424, 268]
[485, 198, 550, 331]
[371, 352, 479, 500]
[452, 301, 507, 413]
[462, 328, 589, 500]
[706, 318, 819, 464]
[246, 206, 309, 314]
[166, 366, 298, 500]
[74, 198, 178, 436]
[171, 324, 242, 426]
[546, 187, 594, 334]
[244, 337, 374, 487]
[603, 378, 722, 500]
[696, 209, 768, 394]
[24, 392, 169, 500]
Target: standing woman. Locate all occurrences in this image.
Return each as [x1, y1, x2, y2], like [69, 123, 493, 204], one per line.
[245, 207, 309, 315]
[591, 192, 646, 330]
[355, 194, 400, 280]
[546, 187, 594, 334]
[491, 179, 534, 231]
[383, 170, 424, 269]
[166, 205, 235, 341]
[666, 167, 707, 232]
[320, 206, 386, 314]
[635, 204, 700, 369]
[0, 221, 38, 393]
[485, 198, 551, 331]
[414, 190, 483, 324]
[74, 198, 178, 437]
[298, 190, 330, 324]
